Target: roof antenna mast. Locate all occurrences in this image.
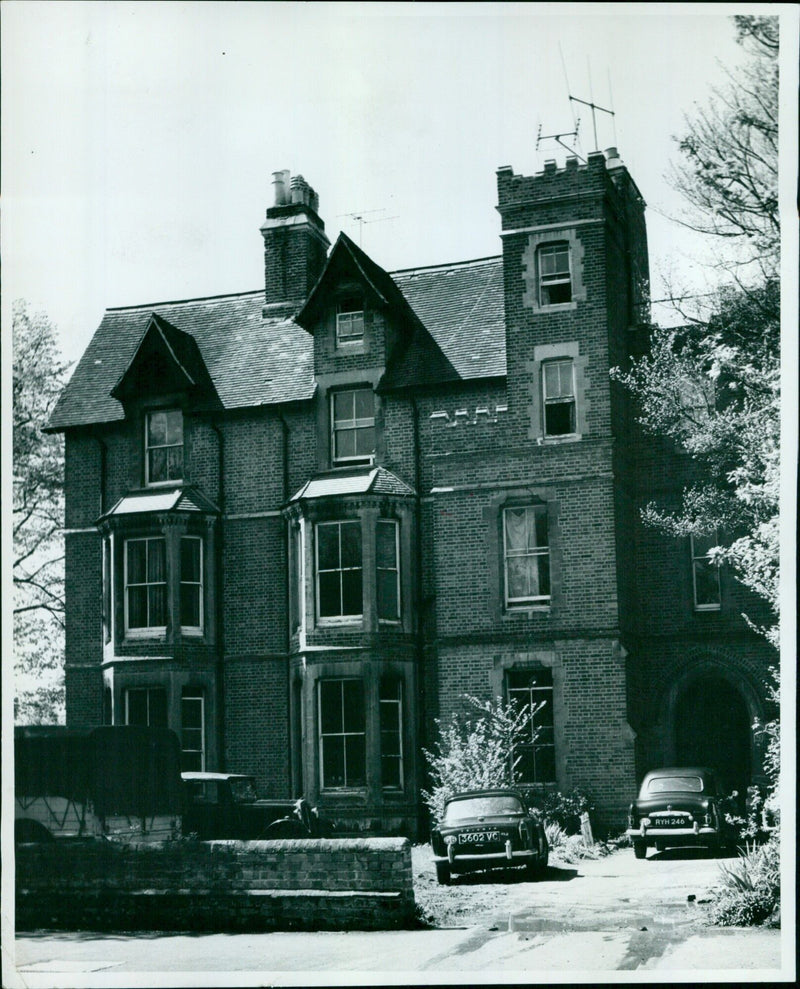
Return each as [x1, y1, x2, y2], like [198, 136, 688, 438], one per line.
[569, 91, 615, 153]
[337, 209, 398, 247]
[535, 121, 584, 162]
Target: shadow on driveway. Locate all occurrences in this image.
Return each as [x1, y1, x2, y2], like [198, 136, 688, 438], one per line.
[447, 863, 579, 886]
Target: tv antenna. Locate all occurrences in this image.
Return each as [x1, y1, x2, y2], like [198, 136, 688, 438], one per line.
[337, 208, 398, 247]
[568, 95, 615, 153]
[536, 120, 585, 162]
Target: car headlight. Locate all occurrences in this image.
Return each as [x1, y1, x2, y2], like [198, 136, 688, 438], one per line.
[445, 835, 457, 845]
[641, 817, 651, 827]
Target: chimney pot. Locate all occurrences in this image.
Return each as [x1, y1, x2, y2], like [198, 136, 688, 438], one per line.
[272, 169, 290, 206]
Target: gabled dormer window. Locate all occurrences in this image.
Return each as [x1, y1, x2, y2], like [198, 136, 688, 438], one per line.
[336, 294, 365, 345]
[146, 409, 183, 485]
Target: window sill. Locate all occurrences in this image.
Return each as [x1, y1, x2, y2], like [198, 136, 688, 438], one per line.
[181, 628, 205, 638]
[504, 605, 551, 616]
[143, 479, 184, 488]
[317, 617, 363, 628]
[124, 628, 167, 640]
[694, 605, 722, 613]
[541, 433, 581, 444]
[538, 301, 577, 313]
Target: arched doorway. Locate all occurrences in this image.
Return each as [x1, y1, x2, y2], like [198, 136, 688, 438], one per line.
[674, 675, 751, 798]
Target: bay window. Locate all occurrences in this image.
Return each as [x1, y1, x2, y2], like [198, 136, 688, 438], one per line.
[180, 536, 203, 632]
[317, 521, 363, 620]
[376, 520, 400, 622]
[319, 678, 366, 789]
[125, 537, 167, 634]
[380, 676, 403, 790]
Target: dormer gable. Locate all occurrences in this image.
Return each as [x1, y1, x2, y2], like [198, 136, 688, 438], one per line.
[110, 313, 218, 406]
[297, 233, 426, 340]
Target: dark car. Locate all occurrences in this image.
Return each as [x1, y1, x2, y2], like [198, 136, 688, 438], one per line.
[181, 772, 331, 840]
[430, 788, 549, 885]
[626, 766, 737, 859]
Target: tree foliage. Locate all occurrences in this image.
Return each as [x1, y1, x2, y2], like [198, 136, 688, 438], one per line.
[616, 15, 780, 644]
[13, 300, 69, 723]
[421, 694, 540, 823]
[614, 279, 780, 635]
[667, 15, 779, 283]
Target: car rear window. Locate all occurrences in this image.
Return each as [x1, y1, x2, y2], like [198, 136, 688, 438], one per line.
[647, 776, 703, 793]
[229, 778, 258, 803]
[443, 795, 524, 822]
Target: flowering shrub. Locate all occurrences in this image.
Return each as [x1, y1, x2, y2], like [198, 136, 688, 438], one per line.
[422, 694, 539, 824]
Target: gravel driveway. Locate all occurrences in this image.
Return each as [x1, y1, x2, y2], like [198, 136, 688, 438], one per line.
[413, 841, 731, 931]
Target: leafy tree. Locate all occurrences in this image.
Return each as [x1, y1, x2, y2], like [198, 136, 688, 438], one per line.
[615, 279, 780, 640]
[13, 300, 69, 723]
[421, 694, 540, 823]
[667, 15, 778, 284]
[616, 15, 780, 639]
[615, 15, 781, 824]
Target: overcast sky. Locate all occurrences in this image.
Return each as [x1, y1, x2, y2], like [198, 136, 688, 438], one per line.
[2, 2, 795, 367]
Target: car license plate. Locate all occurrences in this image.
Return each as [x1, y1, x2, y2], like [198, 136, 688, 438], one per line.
[653, 816, 685, 827]
[459, 830, 502, 844]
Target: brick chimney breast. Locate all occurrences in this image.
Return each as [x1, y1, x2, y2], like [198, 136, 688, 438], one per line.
[261, 170, 330, 311]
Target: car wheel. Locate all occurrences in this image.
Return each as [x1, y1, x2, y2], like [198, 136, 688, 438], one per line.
[435, 862, 451, 885]
[633, 840, 647, 859]
[525, 857, 546, 880]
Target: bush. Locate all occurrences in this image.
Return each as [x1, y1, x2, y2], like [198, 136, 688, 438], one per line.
[422, 694, 541, 823]
[710, 833, 780, 926]
[539, 789, 594, 835]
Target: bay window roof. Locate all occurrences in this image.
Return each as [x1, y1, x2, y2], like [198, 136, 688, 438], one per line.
[98, 485, 219, 523]
[289, 466, 415, 503]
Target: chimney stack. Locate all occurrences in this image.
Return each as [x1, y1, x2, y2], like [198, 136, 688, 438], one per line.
[261, 170, 330, 310]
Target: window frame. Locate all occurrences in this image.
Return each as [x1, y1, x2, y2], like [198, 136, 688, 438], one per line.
[144, 408, 184, 487]
[506, 669, 556, 785]
[124, 536, 168, 637]
[315, 520, 363, 624]
[330, 387, 375, 466]
[380, 676, 404, 791]
[318, 678, 367, 791]
[124, 686, 168, 727]
[691, 532, 722, 612]
[542, 358, 577, 438]
[376, 519, 401, 624]
[538, 242, 572, 307]
[179, 535, 204, 635]
[336, 295, 365, 345]
[503, 505, 551, 608]
[181, 690, 205, 771]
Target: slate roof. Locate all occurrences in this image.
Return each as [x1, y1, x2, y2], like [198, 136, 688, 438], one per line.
[98, 485, 220, 522]
[386, 256, 505, 389]
[289, 466, 415, 502]
[48, 253, 506, 430]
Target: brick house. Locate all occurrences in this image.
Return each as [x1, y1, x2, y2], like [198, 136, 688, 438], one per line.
[48, 153, 775, 836]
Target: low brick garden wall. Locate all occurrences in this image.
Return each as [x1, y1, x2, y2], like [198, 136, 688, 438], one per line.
[16, 837, 415, 932]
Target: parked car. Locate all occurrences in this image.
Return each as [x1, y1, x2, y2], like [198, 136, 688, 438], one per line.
[626, 766, 737, 859]
[181, 772, 333, 840]
[15, 725, 182, 843]
[430, 788, 549, 885]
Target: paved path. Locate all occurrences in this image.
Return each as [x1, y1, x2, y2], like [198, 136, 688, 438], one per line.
[9, 848, 791, 984]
